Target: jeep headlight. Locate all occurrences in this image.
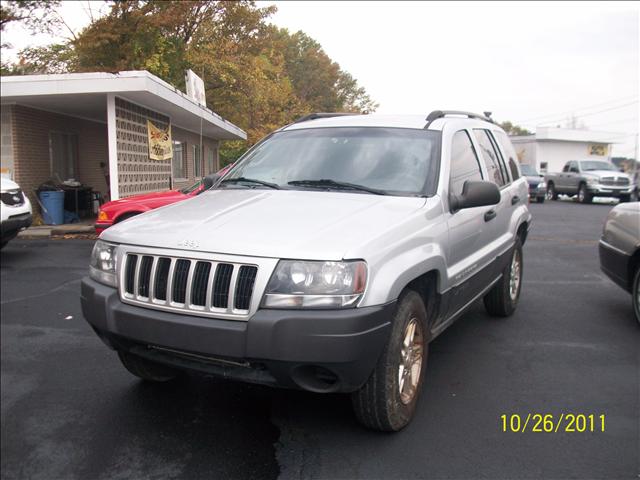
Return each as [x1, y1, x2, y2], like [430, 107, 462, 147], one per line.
[537, 181, 546, 189]
[89, 240, 118, 287]
[586, 177, 599, 185]
[263, 260, 367, 309]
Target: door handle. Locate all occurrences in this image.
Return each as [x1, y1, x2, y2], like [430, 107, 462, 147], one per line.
[484, 210, 497, 222]
[511, 195, 520, 205]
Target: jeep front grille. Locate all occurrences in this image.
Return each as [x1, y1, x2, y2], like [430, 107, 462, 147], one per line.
[121, 253, 258, 317]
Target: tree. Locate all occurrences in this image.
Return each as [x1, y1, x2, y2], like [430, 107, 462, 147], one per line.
[2, 1, 377, 161]
[500, 121, 532, 136]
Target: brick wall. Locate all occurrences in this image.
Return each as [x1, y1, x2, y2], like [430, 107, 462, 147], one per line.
[11, 105, 108, 207]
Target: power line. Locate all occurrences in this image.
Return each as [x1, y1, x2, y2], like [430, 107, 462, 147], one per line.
[514, 95, 639, 124]
[586, 116, 639, 129]
[523, 101, 639, 128]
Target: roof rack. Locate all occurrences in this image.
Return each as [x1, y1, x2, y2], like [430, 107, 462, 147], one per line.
[424, 110, 495, 128]
[294, 112, 362, 124]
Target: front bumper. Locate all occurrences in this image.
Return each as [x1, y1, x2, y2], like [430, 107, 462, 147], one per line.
[94, 222, 112, 235]
[81, 278, 393, 393]
[1, 212, 32, 242]
[586, 184, 636, 197]
[599, 240, 631, 292]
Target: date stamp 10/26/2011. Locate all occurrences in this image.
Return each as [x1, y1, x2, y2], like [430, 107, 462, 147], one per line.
[500, 414, 605, 433]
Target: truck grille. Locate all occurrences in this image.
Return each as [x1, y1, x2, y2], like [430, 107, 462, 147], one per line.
[600, 176, 629, 186]
[1, 189, 25, 206]
[121, 253, 258, 316]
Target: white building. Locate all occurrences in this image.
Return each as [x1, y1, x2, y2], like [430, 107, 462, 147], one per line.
[0, 71, 246, 206]
[510, 127, 622, 173]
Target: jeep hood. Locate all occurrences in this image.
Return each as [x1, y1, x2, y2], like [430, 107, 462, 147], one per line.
[101, 189, 427, 260]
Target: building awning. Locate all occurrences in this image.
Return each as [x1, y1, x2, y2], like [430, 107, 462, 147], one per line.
[0, 71, 246, 140]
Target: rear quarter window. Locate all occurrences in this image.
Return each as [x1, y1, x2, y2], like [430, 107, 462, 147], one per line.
[492, 130, 521, 181]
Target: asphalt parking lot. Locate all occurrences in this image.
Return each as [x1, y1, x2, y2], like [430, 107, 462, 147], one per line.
[1, 200, 638, 480]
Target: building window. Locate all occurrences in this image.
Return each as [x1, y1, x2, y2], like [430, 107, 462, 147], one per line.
[450, 130, 483, 196]
[193, 144, 202, 178]
[208, 148, 216, 174]
[49, 132, 78, 181]
[172, 141, 187, 179]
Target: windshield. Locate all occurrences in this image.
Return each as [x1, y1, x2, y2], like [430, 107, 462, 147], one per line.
[580, 160, 617, 171]
[180, 180, 202, 194]
[222, 127, 441, 196]
[519, 164, 539, 176]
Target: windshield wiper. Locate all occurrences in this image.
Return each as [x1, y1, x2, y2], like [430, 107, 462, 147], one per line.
[220, 177, 281, 189]
[288, 179, 387, 195]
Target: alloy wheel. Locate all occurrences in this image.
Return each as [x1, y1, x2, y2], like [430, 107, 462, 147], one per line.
[398, 317, 424, 405]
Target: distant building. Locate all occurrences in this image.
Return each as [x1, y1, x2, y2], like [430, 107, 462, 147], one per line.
[0, 71, 246, 207]
[510, 127, 621, 173]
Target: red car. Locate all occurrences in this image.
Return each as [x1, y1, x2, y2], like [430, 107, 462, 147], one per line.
[95, 165, 232, 234]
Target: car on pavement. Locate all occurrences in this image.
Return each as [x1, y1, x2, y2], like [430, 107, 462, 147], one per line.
[95, 163, 233, 234]
[0, 177, 32, 249]
[545, 159, 638, 204]
[599, 201, 640, 324]
[520, 164, 547, 203]
[81, 110, 532, 431]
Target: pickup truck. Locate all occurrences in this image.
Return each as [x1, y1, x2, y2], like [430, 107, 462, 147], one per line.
[82, 110, 531, 431]
[545, 159, 637, 204]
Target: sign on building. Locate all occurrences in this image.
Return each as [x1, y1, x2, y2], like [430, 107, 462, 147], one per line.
[147, 120, 173, 160]
[588, 144, 608, 156]
[185, 69, 206, 107]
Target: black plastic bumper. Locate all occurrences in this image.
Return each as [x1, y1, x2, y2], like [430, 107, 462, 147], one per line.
[81, 278, 394, 393]
[1, 213, 32, 242]
[599, 241, 631, 292]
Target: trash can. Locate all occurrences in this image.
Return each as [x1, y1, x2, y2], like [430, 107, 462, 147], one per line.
[39, 190, 65, 225]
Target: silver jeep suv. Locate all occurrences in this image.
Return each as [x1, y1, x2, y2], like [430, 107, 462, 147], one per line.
[82, 110, 531, 431]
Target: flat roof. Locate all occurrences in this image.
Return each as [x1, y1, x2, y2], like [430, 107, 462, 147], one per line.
[511, 127, 622, 144]
[0, 71, 246, 140]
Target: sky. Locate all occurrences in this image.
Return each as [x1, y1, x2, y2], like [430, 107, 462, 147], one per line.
[2, 0, 639, 157]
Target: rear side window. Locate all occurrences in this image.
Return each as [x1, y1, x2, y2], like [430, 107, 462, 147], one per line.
[449, 130, 483, 196]
[492, 130, 520, 180]
[473, 129, 506, 187]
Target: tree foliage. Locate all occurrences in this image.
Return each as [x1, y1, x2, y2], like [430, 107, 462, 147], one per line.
[2, 1, 377, 162]
[499, 121, 532, 136]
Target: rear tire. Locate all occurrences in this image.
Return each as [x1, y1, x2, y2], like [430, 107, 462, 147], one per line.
[577, 184, 593, 204]
[536, 196, 545, 204]
[484, 238, 523, 317]
[546, 183, 558, 200]
[118, 351, 179, 382]
[351, 290, 428, 432]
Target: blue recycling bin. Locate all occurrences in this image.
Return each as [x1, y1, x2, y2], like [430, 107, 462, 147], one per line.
[39, 190, 65, 225]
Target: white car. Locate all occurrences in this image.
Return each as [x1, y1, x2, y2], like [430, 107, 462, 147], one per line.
[1, 177, 32, 248]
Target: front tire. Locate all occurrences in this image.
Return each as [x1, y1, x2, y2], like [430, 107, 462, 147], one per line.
[484, 238, 523, 317]
[536, 196, 545, 204]
[619, 194, 631, 203]
[577, 184, 593, 204]
[546, 183, 558, 200]
[118, 351, 179, 382]
[351, 290, 428, 432]
[632, 267, 640, 325]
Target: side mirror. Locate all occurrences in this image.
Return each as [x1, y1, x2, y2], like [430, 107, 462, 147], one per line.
[450, 180, 500, 212]
[200, 173, 221, 193]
